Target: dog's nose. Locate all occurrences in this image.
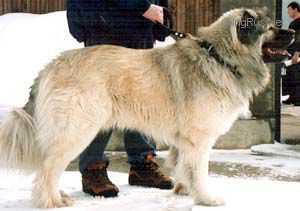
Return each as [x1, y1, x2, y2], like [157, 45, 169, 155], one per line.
[271, 27, 295, 38]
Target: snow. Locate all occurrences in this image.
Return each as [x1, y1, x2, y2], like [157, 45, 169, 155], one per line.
[213, 150, 300, 178]
[282, 104, 300, 117]
[251, 143, 300, 159]
[157, 149, 300, 179]
[0, 11, 83, 107]
[0, 105, 10, 120]
[0, 170, 299, 211]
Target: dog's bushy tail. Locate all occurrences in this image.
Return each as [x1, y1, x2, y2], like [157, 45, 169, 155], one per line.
[0, 108, 41, 171]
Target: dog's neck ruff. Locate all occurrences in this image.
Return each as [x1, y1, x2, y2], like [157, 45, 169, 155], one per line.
[169, 28, 242, 78]
[198, 41, 242, 79]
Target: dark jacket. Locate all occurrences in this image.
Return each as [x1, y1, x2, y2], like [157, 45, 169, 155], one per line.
[67, 0, 170, 48]
[288, 17, 300, 55]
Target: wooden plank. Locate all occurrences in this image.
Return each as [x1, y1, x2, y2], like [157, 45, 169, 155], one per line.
[21, 0, 27, 13]
[4, 0, 12, 14]
[3, 0, 9, 13]
[60, 0, 66, 11]
[11, 0, 16, 12]
[32, 0, 37, 14]
[58, 0, 62, 11]
[3, 0, 6, 13]
[185, 0, 190, 33]
[171, 0, 177, 31]
[199, 0, 204, 27]
[52, 0, 58, 12]
[204, 0, 209, 26]
[25, 0, 29, 13]
[39, 0, 43, 13]
[195, 0, 201, 30]
[214, 0, 220, 21]
[47, 0, 52, 12]
[173, 0, 178, 31]
[44, 0, 49, 13]
[37, 0, 42, 13]
[190, 0, 196, 33]
[0, 0, 4, 15]
[179, 0, 186, 32]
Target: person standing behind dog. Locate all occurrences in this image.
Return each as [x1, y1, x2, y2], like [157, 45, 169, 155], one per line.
[288, 2, 300, 67]
[283, 1, 300, 106]
[66, 0, 173, 198]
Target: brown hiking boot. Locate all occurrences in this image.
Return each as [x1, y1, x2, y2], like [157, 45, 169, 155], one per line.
[82, 161, 119, 197]
[128, 154, 174, 189]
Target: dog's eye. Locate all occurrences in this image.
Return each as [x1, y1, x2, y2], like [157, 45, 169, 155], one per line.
[237, 11, 263, 45]
[237, 11, 257, 35]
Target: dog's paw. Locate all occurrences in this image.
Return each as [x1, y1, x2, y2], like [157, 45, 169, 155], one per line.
[194, 193, 225, 206]
[33, 191, 74, 208]
[174, 183, 189, 195]
[60, 190, 74, 206]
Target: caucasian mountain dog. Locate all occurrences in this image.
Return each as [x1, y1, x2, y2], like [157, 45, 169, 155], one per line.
[0, 8, 294, 208]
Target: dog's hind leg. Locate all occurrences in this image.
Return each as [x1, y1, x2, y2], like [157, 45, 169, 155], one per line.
[32, 121, 105, 208]
[32, 93, 112, 208]
[32, 154, 74, 208]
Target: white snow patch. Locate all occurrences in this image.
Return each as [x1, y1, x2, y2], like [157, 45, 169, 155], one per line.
[0, 170, 299, 211]
[157, 149, 300, 178]
[0, 105, 11, 120]
[211, 149, 300, 177]
[251, 143, 300, 159]
[0, 171, 193, 211]
[0, 11, 83, 107]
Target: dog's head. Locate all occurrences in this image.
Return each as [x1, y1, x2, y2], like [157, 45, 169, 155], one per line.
[236, 8, 269, 45]
[236, 8, 294, 63]
[199, 8, 295, 63]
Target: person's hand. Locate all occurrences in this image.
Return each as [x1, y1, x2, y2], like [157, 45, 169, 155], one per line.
[292, 52, 300, 64]
[143, 4, 164, 24]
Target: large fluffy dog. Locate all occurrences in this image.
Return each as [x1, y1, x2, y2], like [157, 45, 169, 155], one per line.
[0, 8, 294, 208]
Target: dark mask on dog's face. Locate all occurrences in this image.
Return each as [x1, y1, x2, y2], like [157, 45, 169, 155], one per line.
[237, 10, 265, 45]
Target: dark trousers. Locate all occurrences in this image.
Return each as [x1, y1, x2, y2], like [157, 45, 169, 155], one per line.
[79, 130, 156, 173]
[282, 63, 300, 103]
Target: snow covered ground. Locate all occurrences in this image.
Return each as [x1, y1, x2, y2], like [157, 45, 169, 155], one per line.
[0, 170, 300, 211]
[156, 149, 300, 179]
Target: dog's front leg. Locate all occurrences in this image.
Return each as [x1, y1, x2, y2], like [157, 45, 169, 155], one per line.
[172, 146, 192, 196]
[175, 135, 225, 206]
[189, 140, 225, 206]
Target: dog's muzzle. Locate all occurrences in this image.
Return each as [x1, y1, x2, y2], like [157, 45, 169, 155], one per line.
[262, 28, 295, 63]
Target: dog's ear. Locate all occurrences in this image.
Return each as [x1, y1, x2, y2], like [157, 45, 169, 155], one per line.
[237, 10, 263, 45]
[255, 7, 269, 19]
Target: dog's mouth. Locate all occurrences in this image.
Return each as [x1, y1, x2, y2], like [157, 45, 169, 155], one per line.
[262, 28, 295, 63]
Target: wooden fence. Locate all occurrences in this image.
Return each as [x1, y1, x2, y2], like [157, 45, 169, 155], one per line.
[0, 0, 220, 34]
[171, 0, 220, 34]
[0, 0, 66, 14]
